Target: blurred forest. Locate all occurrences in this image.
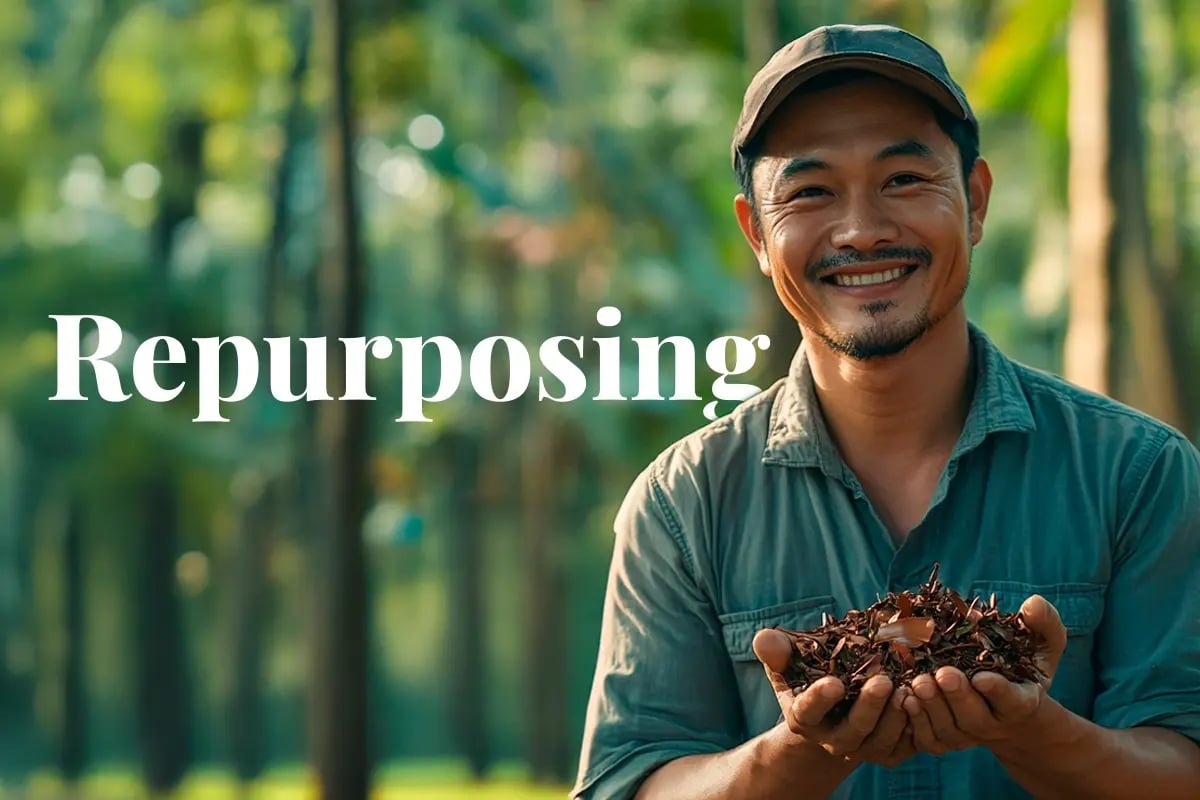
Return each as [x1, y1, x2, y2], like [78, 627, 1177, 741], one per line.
[0, 0, 1197, 797]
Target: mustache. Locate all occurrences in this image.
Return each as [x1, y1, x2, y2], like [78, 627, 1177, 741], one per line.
[807, 246, 933, 280]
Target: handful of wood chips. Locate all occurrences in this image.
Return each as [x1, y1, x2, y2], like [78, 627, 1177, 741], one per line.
[772, 565, 1045, 721]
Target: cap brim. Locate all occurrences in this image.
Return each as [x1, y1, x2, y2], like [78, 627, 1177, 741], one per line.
[737, 53, 971, 156]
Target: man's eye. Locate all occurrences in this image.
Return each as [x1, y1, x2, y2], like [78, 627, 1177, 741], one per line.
[792, 186, 829, 199]
[887, 173, 925, 187]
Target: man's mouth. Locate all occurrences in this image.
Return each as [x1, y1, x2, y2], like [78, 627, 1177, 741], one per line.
[821, 264, 919, 287]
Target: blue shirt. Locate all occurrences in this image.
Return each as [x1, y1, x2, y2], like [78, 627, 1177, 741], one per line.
[571, 323, 1200, 800]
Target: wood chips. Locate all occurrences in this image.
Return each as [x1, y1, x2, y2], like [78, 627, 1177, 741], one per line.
[773, 565, 1045, 721]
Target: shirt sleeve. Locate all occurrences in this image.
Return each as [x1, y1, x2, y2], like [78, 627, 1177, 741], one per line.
[570, 461, 746, 800]
[1091, 430, 1200, 744]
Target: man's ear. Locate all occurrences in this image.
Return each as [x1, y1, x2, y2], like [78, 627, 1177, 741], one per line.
[967, 157, 993, 246]
[734, 193, 772, 277]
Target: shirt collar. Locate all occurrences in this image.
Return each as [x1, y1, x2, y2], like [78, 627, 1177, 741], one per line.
[762, 322, 1036, 470]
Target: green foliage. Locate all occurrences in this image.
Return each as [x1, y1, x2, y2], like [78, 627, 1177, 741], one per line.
[967, 0, 1071, 116]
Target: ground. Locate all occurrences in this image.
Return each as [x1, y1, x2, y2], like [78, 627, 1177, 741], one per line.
[8, 761, 571, 800]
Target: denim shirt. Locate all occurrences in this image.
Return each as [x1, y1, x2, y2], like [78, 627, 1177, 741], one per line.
[571, 323, 1200, 800]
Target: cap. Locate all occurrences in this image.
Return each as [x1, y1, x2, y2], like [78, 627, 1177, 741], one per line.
[732, 24, 977, 166]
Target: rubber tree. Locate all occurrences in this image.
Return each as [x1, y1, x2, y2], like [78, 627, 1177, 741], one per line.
[307, 0, 372, 796]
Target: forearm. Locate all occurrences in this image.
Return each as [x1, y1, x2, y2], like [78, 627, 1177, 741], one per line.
[993, 701, 1200, 800]
[634, 722, 857, 800]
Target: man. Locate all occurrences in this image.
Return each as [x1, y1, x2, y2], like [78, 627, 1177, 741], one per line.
[570, 23, 1200, 800]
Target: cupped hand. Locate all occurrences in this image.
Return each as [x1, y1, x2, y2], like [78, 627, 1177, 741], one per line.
[901, 594, 1069, 755]
[754, 628, 916, 767]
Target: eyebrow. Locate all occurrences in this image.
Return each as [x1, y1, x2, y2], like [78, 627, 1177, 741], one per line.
[777, 140, 936, 181]
[875, 139, 934, 160]
[779, 157, 830, 179]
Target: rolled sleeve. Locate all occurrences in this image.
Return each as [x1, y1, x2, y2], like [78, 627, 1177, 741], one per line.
[1092, 431, 1200, 744]
[571, 462, 745, 800]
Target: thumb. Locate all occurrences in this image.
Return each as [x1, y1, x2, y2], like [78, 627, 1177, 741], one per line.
[1018, 595, 1067, 683]
[753, 628, 797, 697]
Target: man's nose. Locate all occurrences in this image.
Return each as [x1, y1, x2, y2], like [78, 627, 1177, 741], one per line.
[829, 192, 901, 252]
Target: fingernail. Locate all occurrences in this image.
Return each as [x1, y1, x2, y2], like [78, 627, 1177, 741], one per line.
[821, 682, 842, 699]
[914, 680, 937, 700]
[937, 671, 961, 692]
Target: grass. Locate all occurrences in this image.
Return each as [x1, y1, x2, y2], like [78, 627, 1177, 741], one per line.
[6, 762, 572, 800]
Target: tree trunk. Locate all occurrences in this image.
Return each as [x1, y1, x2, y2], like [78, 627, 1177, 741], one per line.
[308, 0, 371, 796]
[135, 470, 190, 794]
[443, 429, 488, 777]
[437, 207, 491, 779]
[0, 430, 37, 770]
[58, 495, 85, 785]
[226, 5, 313, 783]
[743, 0, 800, 382]
[1064, 0, 1114, 394]
[225, 477, 271, 783]
[1104, 0, 1186, 430]
[263, 5, 314, 339]
[522, 415, 573, 783]
[521, 154, 576, 785]
[1157, 0, 1197, 435]
[135, 112, 204, 795]
[1064, 0, 1186, 431]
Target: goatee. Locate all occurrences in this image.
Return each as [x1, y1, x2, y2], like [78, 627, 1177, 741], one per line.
[817, 310, 935, 360]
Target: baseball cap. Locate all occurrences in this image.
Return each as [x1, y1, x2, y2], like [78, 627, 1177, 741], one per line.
[731, 24, 977, 167]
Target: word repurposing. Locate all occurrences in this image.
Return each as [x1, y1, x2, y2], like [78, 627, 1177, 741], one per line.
[48, 308, 772, 423]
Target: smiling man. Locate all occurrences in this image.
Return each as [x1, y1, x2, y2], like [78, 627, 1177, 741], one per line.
[570, 23, 1200, 800]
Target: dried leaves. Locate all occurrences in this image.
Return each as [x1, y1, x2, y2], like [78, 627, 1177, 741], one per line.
[774, 565, 1044, 721]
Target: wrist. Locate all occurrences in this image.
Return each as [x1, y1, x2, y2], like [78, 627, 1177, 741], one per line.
[770, 722, 836, 761]
[763, 723, 858, 781]
[990, 695, 1096, 770]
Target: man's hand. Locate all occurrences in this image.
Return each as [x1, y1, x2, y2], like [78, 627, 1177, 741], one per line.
[902, 594, 1069, 755]
[753, 628, 915, 767]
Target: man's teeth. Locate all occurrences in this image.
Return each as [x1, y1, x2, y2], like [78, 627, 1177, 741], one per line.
[831, 266, 909, 287]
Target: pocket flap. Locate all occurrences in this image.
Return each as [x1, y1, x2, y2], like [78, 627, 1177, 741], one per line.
[718, 596, 837, 660]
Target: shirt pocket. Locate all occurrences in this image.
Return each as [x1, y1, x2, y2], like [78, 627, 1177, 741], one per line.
[969, 579, 1106, 717]
[717, 595, 837, 737]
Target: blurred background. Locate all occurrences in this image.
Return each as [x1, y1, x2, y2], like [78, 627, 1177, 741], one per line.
[1, 0, 1197, 797]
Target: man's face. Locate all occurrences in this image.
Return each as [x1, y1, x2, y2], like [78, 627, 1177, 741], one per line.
[734, 75, 992, 360]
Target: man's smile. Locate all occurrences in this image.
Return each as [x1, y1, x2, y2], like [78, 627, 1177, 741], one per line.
[818, 263, 921, 295]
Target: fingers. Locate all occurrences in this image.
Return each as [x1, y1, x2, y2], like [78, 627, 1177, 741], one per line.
[903, 693, 946, 755]
[910, 674, 971, 749]
[935, 667, 996, 736]
[824, 675, 893, 754]
[791, 677, 846, 729]
[971, 671, 1042, 721]
[752, 629, 852, 738]
[753, 629, 843, 736]
[1018, 594, 1067, 681]
[883, 721, 916, 767]
[856, 685, 910, 758]
[753, 629, 794, 676]
[777, 678, 919, 768]
[754, 629, 803, 710]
